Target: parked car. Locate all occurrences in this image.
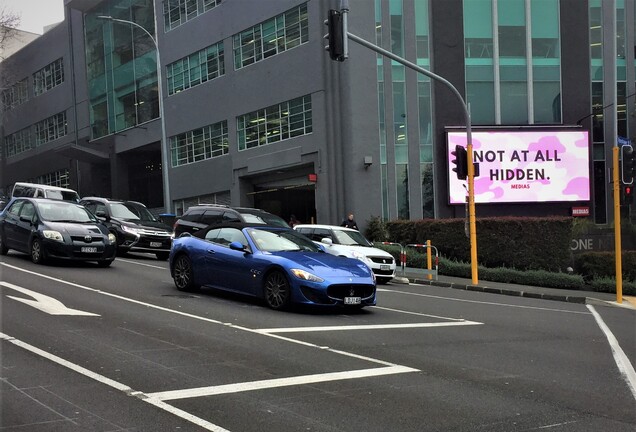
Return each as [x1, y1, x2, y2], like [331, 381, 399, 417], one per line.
[11, 182, 80, 202]
[169, 223, 377, 310]
[0, 197, 116, 266]
[294, 224, 396, 284]
[173, 204, 288, 237]
[80, 197, 173, 260]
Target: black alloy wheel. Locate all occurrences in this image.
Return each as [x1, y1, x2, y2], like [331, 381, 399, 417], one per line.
[30, 238, 46, 264]
[264, 271, 291, 310]
[173, 254, 197, 291]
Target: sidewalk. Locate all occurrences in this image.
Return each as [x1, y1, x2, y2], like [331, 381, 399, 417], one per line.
[394, 268, 636, 310]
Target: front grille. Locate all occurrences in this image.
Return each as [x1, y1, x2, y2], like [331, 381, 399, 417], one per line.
[368, 256, 394, 265]
[373, 268, 394, 276]
[137, 229, 171, 237]
[71, 235, 105, 243]
[327, 284, 375, 301]
[300, 286, 334, 305]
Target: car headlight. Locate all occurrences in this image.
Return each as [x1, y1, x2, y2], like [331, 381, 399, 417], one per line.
[108, 233, 116, 243]
[43, 230, 64, 242]
[122, 225, 139, 234]
[350, 250, 372, 265]
[290, 269, 324, 283]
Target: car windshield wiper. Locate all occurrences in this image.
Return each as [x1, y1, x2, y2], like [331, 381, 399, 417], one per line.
[50, 219, 84, 223]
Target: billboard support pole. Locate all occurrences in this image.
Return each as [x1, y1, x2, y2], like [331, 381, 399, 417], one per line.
[346, 31, 479, 284]
[613, 146, 623, 303]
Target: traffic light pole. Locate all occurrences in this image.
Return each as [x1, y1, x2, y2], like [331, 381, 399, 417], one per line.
[345, 32, 479, 284]
[613, 147, 623, 303]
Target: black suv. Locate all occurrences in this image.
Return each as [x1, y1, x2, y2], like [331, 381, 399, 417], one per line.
[80, 197, 173, 260]
[173, 204, 288, 237]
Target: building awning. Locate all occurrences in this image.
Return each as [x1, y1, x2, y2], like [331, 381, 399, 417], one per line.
[54, 143, 110, 164]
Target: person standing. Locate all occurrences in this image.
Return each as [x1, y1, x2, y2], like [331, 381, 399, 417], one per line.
[341, 213, 358, 230]
[288, 214, 300, 228]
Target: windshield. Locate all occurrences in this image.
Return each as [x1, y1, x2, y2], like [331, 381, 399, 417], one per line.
[39, 202, 97, 223]
[108, 203, 141, 220]
[333, 229, 372, 246]
[123, 202, 157, 222]
[247, 228, 321, 252]
[240, 210, 288, 227]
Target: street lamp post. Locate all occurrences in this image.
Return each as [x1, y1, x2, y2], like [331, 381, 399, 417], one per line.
[97, 15, 172, 214]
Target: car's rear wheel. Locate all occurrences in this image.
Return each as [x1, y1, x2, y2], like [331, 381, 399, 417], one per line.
[264, 270, 291, 310]
[30, 238, 46, 264]
[156, 252, 169, 261]
[0, 233, 8, 255]
[377, 277, 391, 285]
[173, 254, 197, 291]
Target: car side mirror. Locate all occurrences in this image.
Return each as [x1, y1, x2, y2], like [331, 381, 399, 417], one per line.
[230, 241, 248, 253]
[321, 237, 333, 245]
[20, 215, 34, 224]
[95, 210, 109, 221]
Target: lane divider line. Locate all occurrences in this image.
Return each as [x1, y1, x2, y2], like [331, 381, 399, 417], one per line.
[586, 305, 636, 400]
[255, 321, 483, 334]
[147, 365, 418, 402]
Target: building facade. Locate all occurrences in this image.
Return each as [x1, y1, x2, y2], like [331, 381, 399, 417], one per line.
[1, 0, 634, 230]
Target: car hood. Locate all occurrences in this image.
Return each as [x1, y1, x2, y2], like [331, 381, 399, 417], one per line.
[270, 251, 373, 278]
[45, 222, 108, 236]
[114, 218, 172, 232]
[325, 244, 394, 258]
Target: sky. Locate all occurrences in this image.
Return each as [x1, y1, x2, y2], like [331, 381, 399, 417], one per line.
[5, 0, 65, 35]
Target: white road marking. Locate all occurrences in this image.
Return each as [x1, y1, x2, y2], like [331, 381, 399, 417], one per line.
[1, 282, 99, 316]
[587, 305, 636, 400]
[256, 321, 482, 334]
[0, 332, 229, 432]
[378, 287, 590, 314]
[373, 305, 466, 320]
[116, 258, 167, 270]
[147, 366, 418, 402]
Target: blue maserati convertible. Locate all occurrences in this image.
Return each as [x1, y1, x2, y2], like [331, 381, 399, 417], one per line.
[169, 223, 377, 310]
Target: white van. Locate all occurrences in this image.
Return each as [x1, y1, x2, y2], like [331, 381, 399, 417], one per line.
[11, 182, 80, 202]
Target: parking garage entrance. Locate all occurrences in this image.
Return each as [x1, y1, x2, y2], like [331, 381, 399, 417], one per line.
[250, 178, 316, 226]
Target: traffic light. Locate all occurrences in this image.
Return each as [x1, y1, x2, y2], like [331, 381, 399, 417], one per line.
[324, 9, 345, 61]
[624, 184, 634, 205]
[621, 144, 636, 184]
[451, 145, 468, 180]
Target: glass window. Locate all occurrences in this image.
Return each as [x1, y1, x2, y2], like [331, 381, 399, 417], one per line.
[164, 0, 221, 32]
[1, 79, 28, 110]
[170, 120, 228, 167]
[5, 127, 32, 158]
[33, 58, 64, 96]
[233, 3, 308, 70]
[34, 112, 67, 146]
[389, 0, 404, 56]
[397, 164, 409, 220]
[237, 95, 312, 151]
[167, 41, 224, 95]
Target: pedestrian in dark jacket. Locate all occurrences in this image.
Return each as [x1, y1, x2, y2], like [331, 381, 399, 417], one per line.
[341, 213, 358, 230]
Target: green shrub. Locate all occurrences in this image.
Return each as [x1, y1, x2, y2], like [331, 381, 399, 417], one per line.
[574, 251, 636, 281]
[588, 277, 636, 296]
[364, 216, 389, 242]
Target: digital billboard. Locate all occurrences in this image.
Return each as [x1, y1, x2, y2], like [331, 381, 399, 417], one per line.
[447, 130, 590, 204]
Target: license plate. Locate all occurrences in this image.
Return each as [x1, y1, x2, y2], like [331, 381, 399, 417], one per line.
[81, 247, 98, 253]
[380, 264, 390, 271]
[150, 242, 162, 248]
[344, 296, 361, 305]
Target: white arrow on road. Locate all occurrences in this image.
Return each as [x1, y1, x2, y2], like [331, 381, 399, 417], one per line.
[1, 281, 100, 316]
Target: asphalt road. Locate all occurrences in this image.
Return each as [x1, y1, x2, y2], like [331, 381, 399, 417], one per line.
[1, 251, 635, 432]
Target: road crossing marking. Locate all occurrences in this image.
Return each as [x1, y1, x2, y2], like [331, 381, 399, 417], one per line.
[147, 366, 418, 402]
[256, 321, 482, 334]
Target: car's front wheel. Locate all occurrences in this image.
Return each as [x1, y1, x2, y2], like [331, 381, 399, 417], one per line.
[263, 270, 291, 310]
[97, 259, 114, 267]
[30, 238, 46, 264]
[0, 233, 8, 255]
[173, 254, 197, 291]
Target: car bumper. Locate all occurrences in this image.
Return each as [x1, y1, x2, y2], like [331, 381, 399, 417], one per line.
[119, 232, 172, 254]
[42, 238, 117, 261]
[294, 279, 377, 307]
